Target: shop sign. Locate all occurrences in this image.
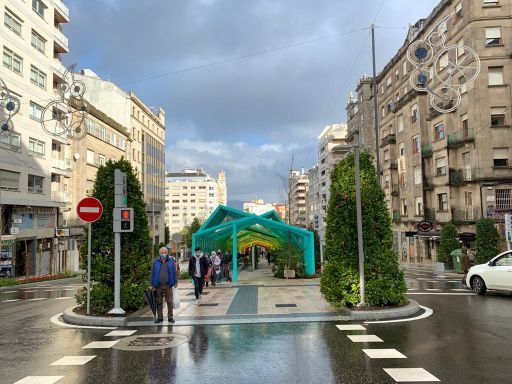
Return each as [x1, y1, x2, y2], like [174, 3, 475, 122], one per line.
[417, 221, 433, 232]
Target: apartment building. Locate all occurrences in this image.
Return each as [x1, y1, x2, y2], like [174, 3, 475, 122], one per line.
[346, 76, 376, 155]
[289, 169, 309, 228]
[75, 70, 166, 245]
[0, 0, 73, 276]
[349, 0, 512, 265]
[307, 124, 349, 239]
[243, 199, 274, 216]
[165, 169, 227, 237]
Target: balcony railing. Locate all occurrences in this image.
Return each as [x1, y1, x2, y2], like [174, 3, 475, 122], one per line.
[451, 207, 481, 223]
[380, 133, 396, 147]
[52, 158, 72, 171]
[447, 127, 475, 148]
[390, 160, 398, 169]
[423, 177, 434, 191]
[54, 28, 69, 52]
[51, 191, 70, 203]
[391, 184, 399, 196]
[449, 168, 477, 185]
[54, 0, 70, 21]
[392, 210, 401, 222]
[421, 143, 433, 157]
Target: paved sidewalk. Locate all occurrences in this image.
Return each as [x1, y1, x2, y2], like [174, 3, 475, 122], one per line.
[132, 261, 340, 324]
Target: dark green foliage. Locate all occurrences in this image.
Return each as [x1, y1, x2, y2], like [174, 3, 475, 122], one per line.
[182, 218, 202, 249]
[179, 270, 190, 280]
[272, 239, 305, 278]
[320, 151, 407, 307]
[164, 226, 170, 245]
[475, 218, 501, 264]
[77, 159, 152, 314]
[438, 223, 460, 263]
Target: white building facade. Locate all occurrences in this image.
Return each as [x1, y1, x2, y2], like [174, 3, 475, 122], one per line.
[0, 0, 78, 276]
[243, 199, 274, 215]
[165, 170, 227, 237]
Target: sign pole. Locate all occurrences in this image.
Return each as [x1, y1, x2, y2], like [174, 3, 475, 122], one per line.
[108, 231, 124, 315]
[87, 222, 92, 315]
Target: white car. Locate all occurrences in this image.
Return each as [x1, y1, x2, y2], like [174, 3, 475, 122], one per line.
[466, 251, 512, 295]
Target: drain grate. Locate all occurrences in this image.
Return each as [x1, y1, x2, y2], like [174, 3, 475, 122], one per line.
[275, 304, 297, 308]
[199, 303, 219, 307]
[187, 291, 209, 296]
[113, 334, 188, 351]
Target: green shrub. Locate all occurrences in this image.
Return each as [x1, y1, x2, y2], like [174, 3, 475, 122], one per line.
[75, 282, 113, 315]
[273, 241, 304, 278]
[320, 151, 407, 307]
[179, 270, 190, 280]
[476, 218, 501, 264]
[0, 277, 20, 287]
[439, 223, 459, 263]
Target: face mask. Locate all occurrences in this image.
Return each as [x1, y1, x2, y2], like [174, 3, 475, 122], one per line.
[160, 253, 167, 259]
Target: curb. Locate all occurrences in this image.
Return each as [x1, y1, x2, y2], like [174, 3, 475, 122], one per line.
[0, 277, 81, 291]
[348, 299, 421, 321]
[63, 306, 127, 327]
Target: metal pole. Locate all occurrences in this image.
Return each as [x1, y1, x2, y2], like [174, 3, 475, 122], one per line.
[371, 23, 380, 176]
[152, 201, 155, 245]
[109, 232, 125, 314]
[319, 225, 324, 273]
[354, 132, 365, 306]
[86, 222, 91, 315]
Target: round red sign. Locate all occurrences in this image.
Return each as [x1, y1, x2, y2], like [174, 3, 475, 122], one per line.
[417, 221, 433, 232]
[76, 197, 103, 223]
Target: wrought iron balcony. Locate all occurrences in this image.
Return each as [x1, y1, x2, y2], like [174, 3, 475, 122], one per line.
[424, 208, 436, 222]
[421, 143, 433, 157]
[423, 177, 434, 191]
[380, 134, 396, 147]
[392, 210, 401, 222]
[449, 168, 477, 185]
[391, 184, 399, 196]
[390, 160, 398, 169]
[448, 128, 475, 148]
[451, 207, 481, 223]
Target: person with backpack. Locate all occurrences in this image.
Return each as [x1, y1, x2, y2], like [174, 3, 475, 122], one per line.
[188, 247, 209, 305]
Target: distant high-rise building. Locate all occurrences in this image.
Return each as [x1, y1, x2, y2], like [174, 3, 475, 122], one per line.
[243, 199, 274, 215]
[165, 169, 228, 237]
[289, 169, 309, 228]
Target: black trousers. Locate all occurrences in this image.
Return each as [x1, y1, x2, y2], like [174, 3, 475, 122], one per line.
[192, 276, 205, 299]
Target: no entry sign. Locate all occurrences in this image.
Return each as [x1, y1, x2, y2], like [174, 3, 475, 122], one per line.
[77, 197, 103, 223]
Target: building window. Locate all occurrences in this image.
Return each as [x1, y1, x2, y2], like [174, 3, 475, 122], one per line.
[402, 61, 407, 75]
[415, 197, 423, 216]
[495, 189, 511, 210]
[29, 101, 43, 121]
[455, 1, 462, 16]
[99, 126, 106, 140]
[86, 149, 95, 164]
[488, 66, 504, 86]
[386, 76, 392, 86]
[98, 154, 105, 166]
[493, 147, 508, 167]
[110, 132, 116, 146]
[0, 132, 21, 151]
[438, 52, 449, 71]
[436, 157, 447, 176]
[483, 0, 499, 5]
[86, 119, 95, 134]
[4, 11, 22, 35]
[28, 137, 45, 157]
[434, 123, 445, 141]
[414, 166, 421, 185]
[411, 105, 418, 123]
[399, 143, 405, 157]
[30, 65, 46, 89]
[412, 136, 420, 154]
[485, 27, 501, 46]
[491, 107, 506, 126]
[459, 76, 467, 93]
[31, 30, 45, 53]
[3, 47, 22, 74]
[32, 0, 46, 18]
[383, 149, 390, 162]
[456, 38, 465, 56]
[401, 198, 408, 216]
[438, 193, 448, 211]
[398, 114, 404, 132]
[28, 174, 43, 194]
[0, 169, 20, 190]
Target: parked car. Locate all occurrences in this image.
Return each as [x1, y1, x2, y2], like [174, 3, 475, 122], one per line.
[465, 251, 512, 295]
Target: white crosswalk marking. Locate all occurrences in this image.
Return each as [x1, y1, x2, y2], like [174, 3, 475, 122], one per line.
[14, 376, 64, 384]
[105, 330, 138, 336]
[51, 355, 96, 365]
[384, 368, 440, 382]
[82, 340, 119, 349]
[347, 335, 383, 342]
[335, 324, 366, 331]
[362, 349, 407, 359]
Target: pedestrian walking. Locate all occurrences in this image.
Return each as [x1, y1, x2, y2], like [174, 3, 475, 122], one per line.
[188, 247, 209, 305]
[460, 243, 471, 285]
[211, 251, 222, 283]
[224, 251, 232, 282]
[150, 247, 178, 323]
[267, 250, 272, 266]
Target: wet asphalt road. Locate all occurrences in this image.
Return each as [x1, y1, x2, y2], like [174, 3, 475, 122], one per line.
[1, 271, 511, 384]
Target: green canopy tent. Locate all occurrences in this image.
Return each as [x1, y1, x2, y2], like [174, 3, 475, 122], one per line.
[192, 205, 315, 281]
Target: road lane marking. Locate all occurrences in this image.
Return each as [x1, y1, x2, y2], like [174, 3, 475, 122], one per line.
[28, 298, 47, 301]
[50, 355, 96, 365]
[347, 335, 383, 342]
[362, 349, 407, 359]
[425, 288, 441, 291]
[82, 340, 119, 349]
[2, 299, 20, 302]
[383, 368, 440, 382]
[105, 330, 137, 336]
[14, 377, 64, 384]
[407, 292, 474, 295]
[451, 289, 469, 292]
[2, 290, 18, 293]
[336, 324, 366, 331]
[365, 305, 433, 324]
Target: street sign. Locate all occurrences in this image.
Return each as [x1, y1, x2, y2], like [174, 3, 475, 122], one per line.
[113, 207, 134, 233]
[417, 221, 433, 232]
[77, 197, 103, 223]
[55, 228, 70, 237]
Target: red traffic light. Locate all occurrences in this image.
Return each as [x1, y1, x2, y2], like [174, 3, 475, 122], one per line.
[121, 209, 131, 220]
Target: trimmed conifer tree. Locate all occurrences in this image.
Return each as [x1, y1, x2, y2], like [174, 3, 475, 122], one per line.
[475, 218, 500, 264]
[438, 223, 460, 263]
[320, 150, 406, 307]
[76, 159, 152, 314]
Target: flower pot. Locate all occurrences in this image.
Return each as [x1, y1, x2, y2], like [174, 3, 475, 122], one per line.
[283, 269, 295, 279]
[435, 262, 445, 273]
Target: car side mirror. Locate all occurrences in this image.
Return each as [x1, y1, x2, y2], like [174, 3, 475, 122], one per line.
[488, 261, 494, 267]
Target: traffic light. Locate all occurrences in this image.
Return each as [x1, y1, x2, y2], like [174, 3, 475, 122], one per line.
[114, 169, 127, 208]
[113, 208, 134, 233]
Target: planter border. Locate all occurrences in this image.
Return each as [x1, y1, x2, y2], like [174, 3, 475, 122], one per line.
[348, 299, 420, 321]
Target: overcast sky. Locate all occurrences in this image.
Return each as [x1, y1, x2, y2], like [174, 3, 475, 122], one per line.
[65, 0, 439, 204]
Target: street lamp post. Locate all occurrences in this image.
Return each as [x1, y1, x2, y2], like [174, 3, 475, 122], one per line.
[337, 131, 365, 306]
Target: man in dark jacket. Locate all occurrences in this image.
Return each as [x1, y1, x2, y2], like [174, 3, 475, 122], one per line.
[150, 247, 178, 324]
[188, 247, 209, 305]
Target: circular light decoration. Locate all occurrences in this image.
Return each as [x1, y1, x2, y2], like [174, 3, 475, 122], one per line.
[406, 11, 481, 114]
[0, 78, 20, 135]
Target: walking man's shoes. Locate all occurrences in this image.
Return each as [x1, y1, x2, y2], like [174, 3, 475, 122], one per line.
[154, 318, 163, 323]
[168, 317, 175, 323]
